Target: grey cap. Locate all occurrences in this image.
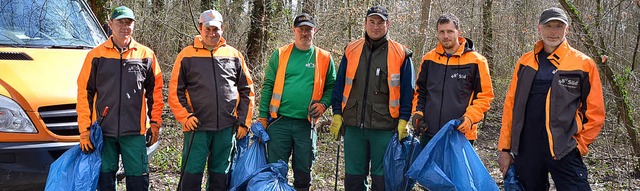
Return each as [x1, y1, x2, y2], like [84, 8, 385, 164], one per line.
[539, 7, 568, 25]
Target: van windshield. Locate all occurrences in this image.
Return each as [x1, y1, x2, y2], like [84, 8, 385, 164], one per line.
[0, 0, 107, 48]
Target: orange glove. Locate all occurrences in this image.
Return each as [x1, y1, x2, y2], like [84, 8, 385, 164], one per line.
[308, 103, 326, 119]
[457, 116, 472, 134]
[236, 126, 248, 139]
[257, 117, 269, 129]
[80, 130, 94, 153]
[148, 123, 160, 146]
[183, 115, 199, 131]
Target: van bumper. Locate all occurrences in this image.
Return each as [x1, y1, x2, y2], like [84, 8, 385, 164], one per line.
[0, 142, 77, 190]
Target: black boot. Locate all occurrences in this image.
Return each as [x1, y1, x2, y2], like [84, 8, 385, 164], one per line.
[344, 174, 366, 191]
[179, 172, 203, 191]
[98, 172, 117, 191]
[371, 175, 385, 191]
[206, 172, 228, 191]
[293, 169, 311, 190]
[125, 174, 149, 191]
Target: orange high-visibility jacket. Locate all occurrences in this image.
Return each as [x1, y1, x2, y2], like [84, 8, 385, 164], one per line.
[499, 40, 605, 159]
[268, 43, 332, 121]
[77, 37, 164, 137]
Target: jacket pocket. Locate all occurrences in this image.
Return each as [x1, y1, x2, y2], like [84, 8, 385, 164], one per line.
[342, 99, 359, 126]
[376, 69, 390, 94]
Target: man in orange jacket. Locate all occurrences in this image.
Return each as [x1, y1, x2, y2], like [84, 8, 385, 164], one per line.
[168, 9, 254, 191]
[77, 6, 164, 191]
[497, 7, 605, 190]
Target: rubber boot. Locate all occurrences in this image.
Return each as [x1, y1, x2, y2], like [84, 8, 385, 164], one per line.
[344, 174, 366, 191]
[293, 169, 311, 190]
[179, 172, 203, 191]
[98, 172, 117, 191]
[206, 173, 228, 191]
[371, 175, 385, 191]
[125, 174, 149, 191]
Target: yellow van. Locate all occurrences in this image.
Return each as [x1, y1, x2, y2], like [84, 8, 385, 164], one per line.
[0, 0, 158, 189]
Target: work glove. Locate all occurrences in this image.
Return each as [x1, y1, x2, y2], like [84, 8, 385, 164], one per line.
[308, 102, 326, 119]
[397, 119, 409, 141]
[411, 112, 427, 135]
[329, 114, 343, 141]
[456, 116, 472, 134]
[183, 115, 199, 131]
[257, 117, 269, 130]
[236, 126, 249, 139]
[146, 123, 160, 147]
[80, 130, 94, 153]
[498, 151, 514, 177]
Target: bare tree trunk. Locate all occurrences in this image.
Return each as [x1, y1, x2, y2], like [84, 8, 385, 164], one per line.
[559, 0, 640, 174]
[88, 0, 110, 25]
[417, 0, 432, 56]
[482, 0, 494, 71]
[633, 22, 640, 71]
[246, 0, 271, 70]
[301, 0, 315, 15]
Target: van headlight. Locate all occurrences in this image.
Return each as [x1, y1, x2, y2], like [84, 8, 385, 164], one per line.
[0, 96, 37, 133]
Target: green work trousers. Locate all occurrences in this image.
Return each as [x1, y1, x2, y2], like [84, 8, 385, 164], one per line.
[343, 125, 394, 176]
[266, 116, 317, 188]
[101, 135, 148, 176]
[182, 127, 234, 174]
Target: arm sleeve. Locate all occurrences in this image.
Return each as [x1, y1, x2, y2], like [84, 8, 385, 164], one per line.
[414, 59, 428, 114]
[463, 56, 494, 123]
[258, 51, 279, 118]
[578, 59, 605, 146]
[144, 53, 164, 126]
[331, 55, 348, 115]
[398, 53, 414, 121]
[498, 62, 522, 152]
[321, 55, 336, 107]
[76, 53, 97, 133]
[168, 52, 193, 125]
[235, 53, 254, 127]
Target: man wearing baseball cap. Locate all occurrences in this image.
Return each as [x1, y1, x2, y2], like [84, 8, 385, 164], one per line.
[497, 7, 605, 190]
[257, 13, 335, 191]
[77, 5, 164, 191]
[169, 9, 254, 190]
[330, 5, 414, 190]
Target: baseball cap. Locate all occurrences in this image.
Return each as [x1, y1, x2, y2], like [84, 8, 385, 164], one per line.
[366, 5, 389, 20]
[111, 6, 135, 21]
[293, 13, 316, 28]
[539, 7, 568, 25]
[199, 10, 224, 29]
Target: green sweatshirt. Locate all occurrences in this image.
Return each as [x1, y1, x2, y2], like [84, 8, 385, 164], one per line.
[259, 45, 336, 119]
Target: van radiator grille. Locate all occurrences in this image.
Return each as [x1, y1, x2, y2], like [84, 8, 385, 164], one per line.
[0, 52, 33, 60]
[39, 104, 78, 136]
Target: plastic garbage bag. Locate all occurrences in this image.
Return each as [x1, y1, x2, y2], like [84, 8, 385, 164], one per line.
[406, 119, 499, 191]
[250, 122, 270, 142]
[384, 133, 422, 191]
[230, 124, 269, 189]
[246, 160, 295, 191]
[504, 164, 524, 191]
[45, 121, 103, 191]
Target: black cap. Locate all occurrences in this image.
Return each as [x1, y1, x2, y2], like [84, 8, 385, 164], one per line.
[293, 13, 316, 28]
[366, 5, 389, 20]
[539, 7, 568, 25]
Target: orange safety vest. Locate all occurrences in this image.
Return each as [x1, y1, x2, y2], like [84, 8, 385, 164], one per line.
[342, 38, 405, 118]
[269, 43, 331, 121]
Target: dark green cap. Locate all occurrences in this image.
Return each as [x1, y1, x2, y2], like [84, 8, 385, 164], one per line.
[111, 6, 135, 21]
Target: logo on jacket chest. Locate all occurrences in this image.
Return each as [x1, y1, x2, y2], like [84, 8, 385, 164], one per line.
[450, 73, 467, 80]
[305, 62, 315, 69]
[558, 77, 579, 89]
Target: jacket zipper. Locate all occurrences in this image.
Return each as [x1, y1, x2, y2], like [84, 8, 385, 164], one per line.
[210, 50, 220, 130]
[437, 56, 450, 128]
[117, 50, 123, 138]
[359, 47, 375, 129]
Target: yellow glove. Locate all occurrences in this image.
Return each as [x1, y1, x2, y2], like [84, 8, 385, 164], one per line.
[329, 114, 343, 141]
[148, 123, 160, 146]
[79, 130, 94, 153]
[457, 116, 472, 134]
[257, 117, 269, 129]
[183, 115, 199, 131]
[397, 119, 408, 141]
[236, 126, 248, 139]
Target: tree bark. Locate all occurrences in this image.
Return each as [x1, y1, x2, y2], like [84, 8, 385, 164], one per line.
[87, 0, 109, 24]
[559, 0, 640, 173]
[246, 0, 271, 70]
[482, 0, 494, 71]
[417, 0, 432, 57]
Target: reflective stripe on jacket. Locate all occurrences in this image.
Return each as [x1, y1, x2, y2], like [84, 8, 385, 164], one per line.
[499, 40, 605, 159]
[168, 36, 254, 131]
[77, 36, 164, 137]
[268, 43, 331, 121]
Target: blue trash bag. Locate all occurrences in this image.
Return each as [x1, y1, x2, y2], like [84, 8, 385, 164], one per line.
[45, 121, 103, 191]
[406, 119, 499, 191]
[384, 133, 422, 191]
[246, 160, 295, 191]
[504, 164, 524, 191]
[251, 122, 270, 142]
[230, 124, 269, 189]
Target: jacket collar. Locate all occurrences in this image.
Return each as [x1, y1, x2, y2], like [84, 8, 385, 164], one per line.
[534, 39, 571, 65]
[193, 35, 227, 50]
[103, 36, 138, 51]
[435, 36, 471, 56]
